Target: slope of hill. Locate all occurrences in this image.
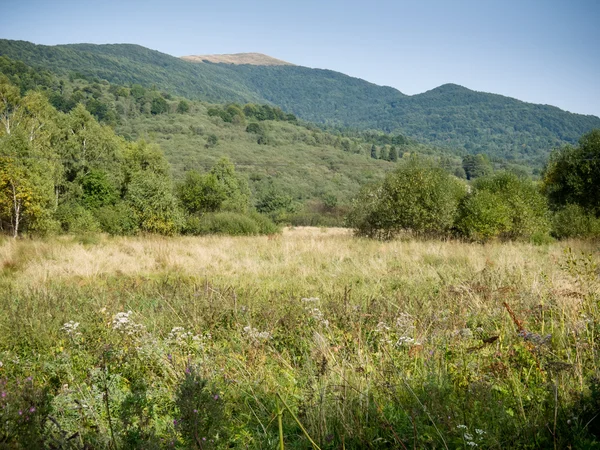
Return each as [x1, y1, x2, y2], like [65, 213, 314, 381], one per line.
[1, 39, 599, 167]
[0, 39, 262, 103]
[182, 52, 294, 66]
[4, 55, 455, 225]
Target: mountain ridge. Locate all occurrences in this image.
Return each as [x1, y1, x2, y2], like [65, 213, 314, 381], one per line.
[0, 39, 598, 166]
[182, 52, 294, 66]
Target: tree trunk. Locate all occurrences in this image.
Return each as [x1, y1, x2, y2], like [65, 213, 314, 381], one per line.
[10, 180, 20, 238]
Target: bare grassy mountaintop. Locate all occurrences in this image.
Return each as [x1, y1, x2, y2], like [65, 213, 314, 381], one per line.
[181, 52, 295, 66]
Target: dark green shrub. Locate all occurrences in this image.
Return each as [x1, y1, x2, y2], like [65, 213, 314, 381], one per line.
[94, 203, 139, 235]
[245, 122, 262, 134]
[80, 170, 118, 209]
[184, 212, 258, 236]
[55, 202, 100, 234]
[551, 204, 600, 239]
[246, 211, 279, 235]
[543, 129, 600, 216]
[177, 171, 226, 214]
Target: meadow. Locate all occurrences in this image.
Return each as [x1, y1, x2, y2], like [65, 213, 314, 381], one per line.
[0, 228, 599, 448]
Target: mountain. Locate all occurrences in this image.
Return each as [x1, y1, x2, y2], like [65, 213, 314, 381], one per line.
[182, 53, 294, 66]
[1, 39, 598, 166]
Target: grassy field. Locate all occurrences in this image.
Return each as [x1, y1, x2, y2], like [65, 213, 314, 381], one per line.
[0, 229, 599, 448]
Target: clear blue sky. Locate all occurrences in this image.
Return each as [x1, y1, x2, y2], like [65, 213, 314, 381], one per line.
[2, 0, 599, 116]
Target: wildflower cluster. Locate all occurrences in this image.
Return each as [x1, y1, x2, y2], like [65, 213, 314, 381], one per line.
[457, 424, 485, 447]
[111, 311, 146, 335]
[61, 320, 81, 337]
[167, 326, 209, 352]
[373, 312, 419, 348]
[243, 326, 271, 343]
[301, 297, 329, 327]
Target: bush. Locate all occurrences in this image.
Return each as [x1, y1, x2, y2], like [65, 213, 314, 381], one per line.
[183, 212, 260, 236]
[55, 203, 100, 234]
[543, 129, 600, 216]
[125, 172, 183, 235]
[456, 172, 550, 241]
[454, 190, 511, 241]
[94, 203, 139, 235]
[347, 160, 467, 239]
[183, 211, 277, 236]
[551, 204, 600, 239]
[246, 210, 279, 235]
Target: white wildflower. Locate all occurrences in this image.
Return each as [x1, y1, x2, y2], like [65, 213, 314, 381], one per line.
[111, 311, 146, 335]
[62, 321, 81, 337]
[301, 297, 320, 304]
[167, 326, 208, 350]
[306, 307, 330, 327]
[456, 424, 467, 429]
[396, 336, 415, 347]
[475, 429, 485, 435]
[243, 326, 271, 342]
[375, 322, 390, 332]
[395, 312, 415, 331]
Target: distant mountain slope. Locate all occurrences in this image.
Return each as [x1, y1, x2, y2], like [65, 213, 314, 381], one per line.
[1, 39, 599, 166]
[0, 39, 263, 103]
[182, 53, 294, 66]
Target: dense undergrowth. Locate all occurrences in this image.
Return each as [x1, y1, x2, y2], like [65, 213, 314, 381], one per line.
[0, 230, 599, 448]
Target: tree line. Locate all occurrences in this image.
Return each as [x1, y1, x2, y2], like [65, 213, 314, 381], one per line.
[0, 75, 277, 238]
[348, 129, 600, 241]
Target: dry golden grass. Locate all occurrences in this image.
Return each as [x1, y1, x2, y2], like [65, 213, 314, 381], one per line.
[1, 228, 593, 322]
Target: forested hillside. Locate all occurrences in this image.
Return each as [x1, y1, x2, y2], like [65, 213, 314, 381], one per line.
[3, 55, 455, 234]
[1, 39, 599, 167]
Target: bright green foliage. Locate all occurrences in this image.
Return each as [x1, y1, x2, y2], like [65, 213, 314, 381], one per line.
[551, 204, 600, 239]
[123, 140, 171, 176]
[209, 157, 250, 213]
[379, 146, 389, 161]
[454, 190, 512, 241]
[122, 141, 182, 235]
[542, 129, 600, 216]
[55, 201, 101, 233]
[80, 170, 118, 209]
[457, 172, 550, 241]
[93, 203, 139, 235]
[0, 79, 59, 236]
[183, 211, 278, 236]
[1, 40, 599, 167]
[254, 177, 297, 222]
[56, 104, 124, 188]
[177, 170, 226, 214]
[125, 171, 182, 235]
[348, 160, 467, 239]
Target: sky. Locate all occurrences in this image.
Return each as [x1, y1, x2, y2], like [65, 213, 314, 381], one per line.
[1, 0, 599, 116]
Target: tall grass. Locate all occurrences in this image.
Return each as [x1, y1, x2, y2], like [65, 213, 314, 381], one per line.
[0, 229, 598, 448]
